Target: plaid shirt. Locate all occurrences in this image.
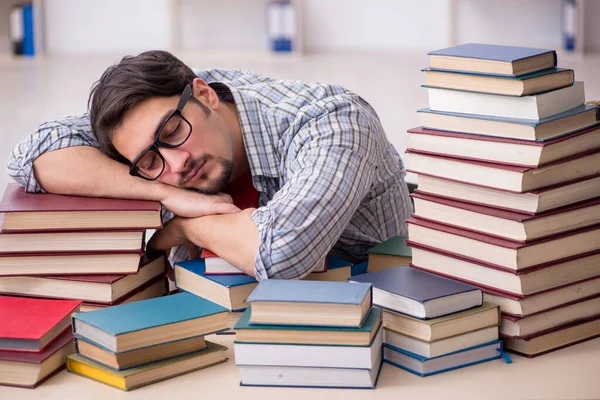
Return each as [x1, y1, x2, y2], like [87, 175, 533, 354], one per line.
[7, 69, 412, 279]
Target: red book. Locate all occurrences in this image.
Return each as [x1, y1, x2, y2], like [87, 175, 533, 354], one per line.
[410, 190, 600, 242]
[0, 183, 162, 232]
[406, 147, 600, 193]
[0, 254, 166, 304]
[407, 124, 600, 167]
[0, 296, 81, 352]
[406, 216, 600, 271]
[0, 329, 74, 388]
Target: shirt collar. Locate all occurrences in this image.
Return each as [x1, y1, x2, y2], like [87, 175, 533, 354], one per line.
[226, 84, 281, 185]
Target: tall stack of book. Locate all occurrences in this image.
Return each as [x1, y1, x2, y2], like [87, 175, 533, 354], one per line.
[406, 43, 600, 357]
[351, 266, 504, 376]
[0, 183, 167, 311]
[0, 296, 80, 388]
[234, 280, 383, 389]
[66, 292, 229, 390]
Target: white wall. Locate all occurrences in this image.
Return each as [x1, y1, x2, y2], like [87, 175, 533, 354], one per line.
[44, 0, 172, 55]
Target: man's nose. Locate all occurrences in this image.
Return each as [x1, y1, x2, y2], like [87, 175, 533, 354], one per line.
[159, 147, 190, 174]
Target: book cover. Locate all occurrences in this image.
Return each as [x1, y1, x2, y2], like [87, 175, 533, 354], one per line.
[367, 236, 412, 257]
[234, 306, 381, 334]
[422, 66, 571, 81]
[428, 43, 555, 63]
[247, 280, 372, 306]
[72, 292, 228, 336]
[350, 266, 481, 304]
[0, 296, 81, 345]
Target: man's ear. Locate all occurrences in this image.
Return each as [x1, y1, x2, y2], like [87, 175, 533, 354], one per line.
[191, 78, 220, 109]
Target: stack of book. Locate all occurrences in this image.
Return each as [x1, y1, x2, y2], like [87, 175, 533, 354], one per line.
[66, 292, 229, 390]
[0, 296, 81, 388]
[0, 183, 167, 311]
[406, 43, 600, 357]
[234, 280, 383, 389]
[174, 255, 353, 332]
[351, 267, 503, 376]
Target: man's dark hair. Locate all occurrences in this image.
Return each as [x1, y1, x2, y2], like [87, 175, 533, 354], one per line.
[88, 50, 197, 163]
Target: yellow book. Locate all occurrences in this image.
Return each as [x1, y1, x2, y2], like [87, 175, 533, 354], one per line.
[66, 341, 227, 390]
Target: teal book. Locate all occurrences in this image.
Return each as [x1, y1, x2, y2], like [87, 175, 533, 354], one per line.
[234, 307, 382, 346]
[174, 258, 258, 311]
[72, 292, 228, 353]
[428, 43, 556, 77]
[368, 236, 412, 256]
[247, 280, 372, 327]
[384, 340, 503, 377]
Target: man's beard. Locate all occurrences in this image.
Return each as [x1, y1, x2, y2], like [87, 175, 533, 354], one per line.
[180, 155, 233, 195]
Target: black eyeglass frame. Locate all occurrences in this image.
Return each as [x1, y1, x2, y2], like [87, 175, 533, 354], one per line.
[128, 83, 195, 181]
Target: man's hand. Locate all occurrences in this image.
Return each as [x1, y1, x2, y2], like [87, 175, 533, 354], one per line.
[160, 187, 240, 218]
[148, 217, 200, 259]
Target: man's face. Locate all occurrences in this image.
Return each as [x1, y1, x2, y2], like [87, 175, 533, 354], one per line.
[112, 89, 234, 194]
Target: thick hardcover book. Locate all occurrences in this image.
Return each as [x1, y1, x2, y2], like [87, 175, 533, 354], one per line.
[0, 296, 80, 352]
[350, 266, 482, 319]
[66, 341, 228, 390]
[428, 43, 556, 76]
[0, 183, 162, 231]
[367, 236, 412, 256]
[384, 340, 503, 377]
[247, 279, 371, 306]
[0, 329, 73, 363]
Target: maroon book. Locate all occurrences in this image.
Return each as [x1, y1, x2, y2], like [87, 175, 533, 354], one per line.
[0, 183, 162, 231]
[80, 276, 168, 309]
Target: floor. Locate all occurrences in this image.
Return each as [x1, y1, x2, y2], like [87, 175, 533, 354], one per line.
[1, 50, 600, 191]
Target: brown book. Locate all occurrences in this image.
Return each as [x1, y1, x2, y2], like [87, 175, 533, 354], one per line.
[0, 254, 165, 303]
[80, 277, 168, 312]
[0, 183, 162, 232]
[407, 216, 600, 271]
[500, 296, 600, 339]
[408, 241, 600, 298]
[416, 173, 600, 214]
[407, 125, 600, 167]
[0, 329, 74, 388]
[411, 191, 600, 241]
[482, 278, 600, 318]
[407, 148, 600, 192]
[502, 316, 600, 357]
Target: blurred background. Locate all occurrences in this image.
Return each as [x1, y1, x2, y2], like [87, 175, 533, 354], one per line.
[1, 0, 599, 189]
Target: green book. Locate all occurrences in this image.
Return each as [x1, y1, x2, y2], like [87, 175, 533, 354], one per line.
[368, 236, 412, 256]
[66, 341, 228, 391]
[234, 307, 382, 346]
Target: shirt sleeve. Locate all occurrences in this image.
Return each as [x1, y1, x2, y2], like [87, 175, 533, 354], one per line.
[6, 114, 98, 193]
[251, 100, 378, 280]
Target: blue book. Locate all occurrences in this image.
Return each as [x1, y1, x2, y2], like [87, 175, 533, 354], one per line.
[174, 258, 258, 311]
[349, 266, 482, 319]
[72, 292, 228, 353]
[422, 67, 574, 97]
[428, 43, 556, 77]
[418, 104, 599, 142]
[384, 340, 503, 377]
[247, 280, 372, 327]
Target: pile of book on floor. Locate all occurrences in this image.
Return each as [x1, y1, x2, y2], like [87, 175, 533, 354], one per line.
[0, 183, 167, 388]
[0, 296, 80, 388]
[173, 254, 352, 333]
[66, 292, 229, 390]
[405, 43, 600, 357]
[233, 280, 383, 388]
[351, 266, 505, 376]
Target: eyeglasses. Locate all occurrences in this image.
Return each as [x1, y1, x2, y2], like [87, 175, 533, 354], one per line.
[129, 83, 194, 181]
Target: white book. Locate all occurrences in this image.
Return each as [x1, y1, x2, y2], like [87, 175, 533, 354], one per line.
[239, 350, 382, 388]
[234, 327, 382, 369]
[427, 82, 585, 120]
[383, 325, 498, 358]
